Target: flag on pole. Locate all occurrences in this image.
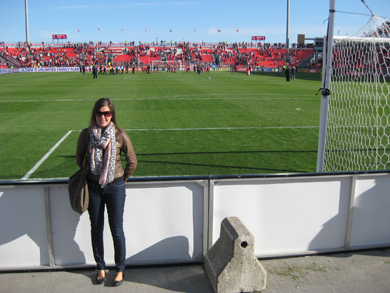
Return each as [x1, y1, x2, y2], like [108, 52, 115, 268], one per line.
[98, 28, 100, 31]
[121, 28, 123, 31]
[145, 28, 148, 31]
[236, 29, 239, 32]
[194, 28, 196, 33]
[218, 29, 221, 32]
[170, 29, 172, 32]
[78, 28, 80, 32]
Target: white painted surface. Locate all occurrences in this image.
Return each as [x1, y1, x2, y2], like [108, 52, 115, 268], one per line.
[0, 172, 389, 270]
[212, 176, 351, 256]
[0, 186, 49, 268]
[350, 175, 390, 247]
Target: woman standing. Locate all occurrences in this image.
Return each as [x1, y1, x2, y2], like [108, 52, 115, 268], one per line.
[76, 98, 137, 286]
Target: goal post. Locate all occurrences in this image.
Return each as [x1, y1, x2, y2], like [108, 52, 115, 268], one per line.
[317, 11, 390, 172]
[316, 0, 336, 172]
[151, 60, 183, 71]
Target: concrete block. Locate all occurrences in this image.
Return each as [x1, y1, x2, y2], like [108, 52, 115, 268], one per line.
[204, 217, 266, 293]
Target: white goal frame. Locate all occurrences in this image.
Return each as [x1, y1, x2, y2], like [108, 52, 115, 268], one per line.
[151, 60, 183, 71]
[317, 8, 390, 172]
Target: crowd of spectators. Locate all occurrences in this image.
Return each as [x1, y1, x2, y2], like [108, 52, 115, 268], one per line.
[0, 41, 315, 69]
[162, 44, 209, 63]
[0, 60, 7, 68]
[212, 42, 306, 67]
[0, 43, 109, 68]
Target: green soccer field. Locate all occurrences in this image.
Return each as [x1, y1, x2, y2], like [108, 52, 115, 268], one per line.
[0, 70, 322, 180]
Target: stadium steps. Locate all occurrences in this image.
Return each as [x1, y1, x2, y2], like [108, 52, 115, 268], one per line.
[299, 49, 315, 60]
[138, 56, 160, 64]
[202, 55, 214, 62]
[113, 54, 134, 63]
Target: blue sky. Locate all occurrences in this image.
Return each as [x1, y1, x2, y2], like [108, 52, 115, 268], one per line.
[1, 0, 389, 45]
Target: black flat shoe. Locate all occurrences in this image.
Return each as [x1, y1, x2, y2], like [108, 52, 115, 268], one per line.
[112, 273, 124, 286]
[96, 272, 106, 285]
[112, 278, 123, 286]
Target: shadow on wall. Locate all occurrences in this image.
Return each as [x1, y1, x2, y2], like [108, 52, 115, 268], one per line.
[126, 236, 191, 263]
[309, 177, 390, 255]
[0, 180, 206, 269]
[0, 186, 85, 267]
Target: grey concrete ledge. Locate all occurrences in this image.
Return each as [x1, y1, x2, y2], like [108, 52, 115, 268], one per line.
[1, 248, 389, 293]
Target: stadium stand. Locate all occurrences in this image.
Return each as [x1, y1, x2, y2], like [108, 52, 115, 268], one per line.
[0, 42, 316, 69]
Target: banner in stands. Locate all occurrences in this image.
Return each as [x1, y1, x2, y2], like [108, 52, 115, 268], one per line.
[253, 67, 275, 72]
[1, 67, 80, 74]
[212, 67, 231, 71]
[52, 34, 67, 39]
[20, 67, 80, 73]
[1, 53, 22, 67]
[252, 36, 265, 41]
[294, 68, 321, 74]
[0, 68, 19, 75]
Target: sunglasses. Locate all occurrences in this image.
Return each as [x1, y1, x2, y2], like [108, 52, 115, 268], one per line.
[96, 111, 112, 117]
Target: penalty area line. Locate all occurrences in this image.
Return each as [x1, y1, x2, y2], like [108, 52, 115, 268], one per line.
[22, 131, 73, 180]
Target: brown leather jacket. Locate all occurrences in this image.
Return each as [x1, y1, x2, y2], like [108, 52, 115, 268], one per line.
[76, 127, 137, 182]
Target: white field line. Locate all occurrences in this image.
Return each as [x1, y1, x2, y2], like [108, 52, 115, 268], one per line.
[18, 126, 318, 181]
[21, 131, 73, 180]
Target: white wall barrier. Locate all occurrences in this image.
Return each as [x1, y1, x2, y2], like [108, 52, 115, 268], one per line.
[210, 173, 390, 257]
[1, 171, 390, 271]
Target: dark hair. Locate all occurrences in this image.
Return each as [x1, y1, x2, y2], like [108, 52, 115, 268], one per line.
[89, 97, 117, 128]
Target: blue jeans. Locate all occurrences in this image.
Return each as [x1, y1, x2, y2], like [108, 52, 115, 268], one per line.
[88, 178, 126, 272]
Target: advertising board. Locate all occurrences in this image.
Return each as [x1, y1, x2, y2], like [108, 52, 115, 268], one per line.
[252, 36, 266, 41]
[52, 34, 67, 39]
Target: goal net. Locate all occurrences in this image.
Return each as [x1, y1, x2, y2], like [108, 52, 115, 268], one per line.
[151, 60, 183, 71]
[323, 15, 390, 172]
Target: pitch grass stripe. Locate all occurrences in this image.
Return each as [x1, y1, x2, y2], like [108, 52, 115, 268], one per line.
[18, 126, 318, 181]
[6, 177, 69, 181]
[21, 131, 73, 180]
[70, 126, 319, 132]
[0, 98, 315, 103]
[125, 126, 319, 132]
[0, 94, 317, 103]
